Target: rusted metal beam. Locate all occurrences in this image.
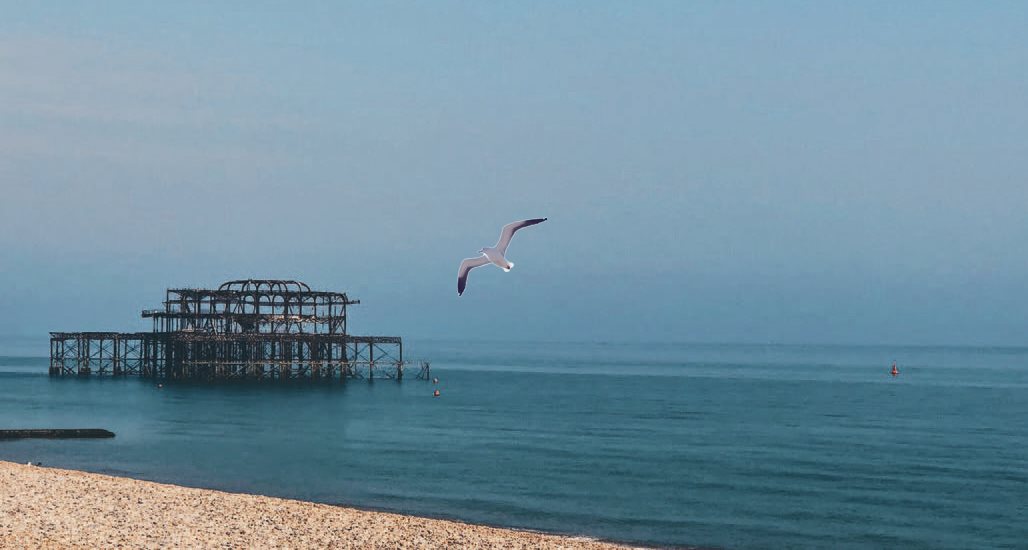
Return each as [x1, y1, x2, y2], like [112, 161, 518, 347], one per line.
[49, 280, 411, 382]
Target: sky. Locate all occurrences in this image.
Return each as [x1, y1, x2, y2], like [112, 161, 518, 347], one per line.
[1, 1, 1027, 346]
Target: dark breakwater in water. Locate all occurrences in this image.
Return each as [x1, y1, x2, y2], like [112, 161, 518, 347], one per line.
[0, 428, 114, 439]
[1, 342, 1027, 548]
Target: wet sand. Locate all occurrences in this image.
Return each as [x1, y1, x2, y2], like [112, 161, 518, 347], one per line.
[0, 461, 638, 549]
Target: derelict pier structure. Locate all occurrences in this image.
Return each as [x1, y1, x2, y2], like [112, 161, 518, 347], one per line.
[50, 279, 428, 381]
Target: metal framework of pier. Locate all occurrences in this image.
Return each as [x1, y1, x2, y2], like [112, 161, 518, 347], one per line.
[50, 279, 428, 381]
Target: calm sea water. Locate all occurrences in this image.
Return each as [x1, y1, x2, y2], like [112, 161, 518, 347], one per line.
[1, 339, 1026, 549]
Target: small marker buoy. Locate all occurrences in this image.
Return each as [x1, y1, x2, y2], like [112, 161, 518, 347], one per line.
[433, 377, 439, 384]
[433, 389, 440, 397]
[890, 362, 899, 376]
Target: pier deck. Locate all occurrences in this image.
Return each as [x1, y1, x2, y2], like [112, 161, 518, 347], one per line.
[50, 280, 428, 381]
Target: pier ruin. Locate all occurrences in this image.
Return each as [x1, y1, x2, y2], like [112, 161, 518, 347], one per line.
[50, 279, 427, 381]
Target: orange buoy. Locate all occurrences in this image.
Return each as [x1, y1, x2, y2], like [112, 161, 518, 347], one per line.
[890, 362, 899, 376]
[433, 389, 440, 397]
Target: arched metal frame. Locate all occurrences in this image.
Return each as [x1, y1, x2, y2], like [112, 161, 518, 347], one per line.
[145, 279, 358, 336]
[50, 280, 414, 382]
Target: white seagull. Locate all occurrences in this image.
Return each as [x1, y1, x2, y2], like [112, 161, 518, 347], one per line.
[457, 218, 547, 296]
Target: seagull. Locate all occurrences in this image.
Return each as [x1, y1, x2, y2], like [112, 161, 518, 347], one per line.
[457, 218, 547, 296]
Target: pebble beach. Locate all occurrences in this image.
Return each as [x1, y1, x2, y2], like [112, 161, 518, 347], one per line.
[0, 461, 636, 549]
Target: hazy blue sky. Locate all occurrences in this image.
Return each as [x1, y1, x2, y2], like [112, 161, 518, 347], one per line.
[2, 1, 1027, 345]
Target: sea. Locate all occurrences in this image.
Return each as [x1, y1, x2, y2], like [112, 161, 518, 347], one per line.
[1, 338, 1026, 549]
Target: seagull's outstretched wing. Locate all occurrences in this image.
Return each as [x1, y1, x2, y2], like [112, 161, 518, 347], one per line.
[495, 218, 547, 255]
[457, 256, 491, 296]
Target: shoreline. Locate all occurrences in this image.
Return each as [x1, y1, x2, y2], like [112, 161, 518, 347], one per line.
[0, 461, 644, 549]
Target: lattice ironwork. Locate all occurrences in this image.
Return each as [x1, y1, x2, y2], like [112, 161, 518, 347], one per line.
[50, 280, 412, 382]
